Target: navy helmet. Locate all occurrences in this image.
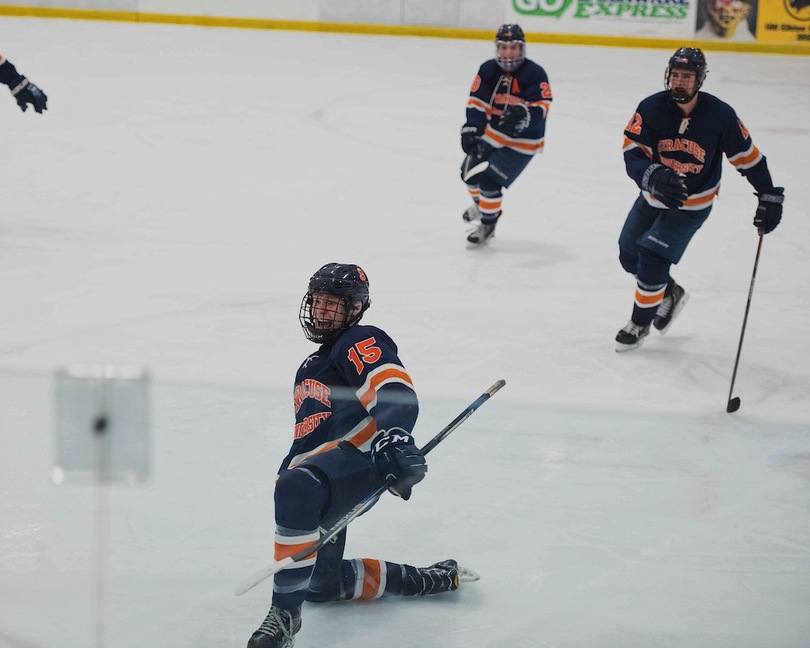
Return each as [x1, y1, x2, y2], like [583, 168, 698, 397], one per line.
[299, 263, 371, 343]
[665, 47, 708, 103]
[495, 24, 526, 72]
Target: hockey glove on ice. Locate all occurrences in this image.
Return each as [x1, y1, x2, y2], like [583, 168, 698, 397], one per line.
[641, 164, 688, 209]
[753, 187, 784, 234]
[0, 60, 47, 114]
[461, 125, 482, 155]
[371, 428, 427, 501]
[11, 79, 47, 113]
[496, 104, 530, 138]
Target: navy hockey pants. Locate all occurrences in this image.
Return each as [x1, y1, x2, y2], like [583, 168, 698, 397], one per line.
[618, 195, 711, 325]
[272, 443, 411, 608]
[619, 194, 712, 267]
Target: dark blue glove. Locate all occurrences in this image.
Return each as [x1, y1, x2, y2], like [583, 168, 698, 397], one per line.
[496, 104, 530, 138]
[754, 187, 784, 234]
[641, 164, 688, 209]
[11, 78, 47, 113]
[460, 125, 482, 155]
[371, 429, 427, 501]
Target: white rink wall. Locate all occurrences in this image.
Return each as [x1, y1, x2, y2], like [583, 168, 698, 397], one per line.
[0, 0, 504, 27]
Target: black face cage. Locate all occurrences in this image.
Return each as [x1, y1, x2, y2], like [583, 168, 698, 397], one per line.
[495, 40, 526, 72]
[299, 292, 366, 344]
[664, 63, 706, 103]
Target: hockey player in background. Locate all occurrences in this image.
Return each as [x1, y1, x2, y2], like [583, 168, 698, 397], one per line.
[0, 54, 47, 113]
[246, 263, 478, 648]
[615, 47, 784, 351]
[459, 24, 552, 245]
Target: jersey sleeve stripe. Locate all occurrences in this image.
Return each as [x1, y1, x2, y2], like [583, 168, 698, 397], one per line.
[728, 144, 762, 170]
[623, 138, 653, 159]
[355, 364, 414, 411]
[467, 97, 490, 114]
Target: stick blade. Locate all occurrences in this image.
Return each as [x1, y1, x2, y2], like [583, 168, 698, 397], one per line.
[462, 160, 489, 182]
[726, 397, 741, 413]
[234, 557, 293, 596]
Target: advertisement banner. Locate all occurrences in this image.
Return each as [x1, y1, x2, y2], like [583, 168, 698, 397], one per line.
[508, 0, 697, 38]
[694, 0, 758, 41]
[758, 0, 810, 44]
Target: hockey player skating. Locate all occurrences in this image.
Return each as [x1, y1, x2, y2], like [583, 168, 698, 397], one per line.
[459, 24, 552, 245]
[0, 54, 47, 113]
[615, 47, 784, 351]
[246, 263, 478, 647]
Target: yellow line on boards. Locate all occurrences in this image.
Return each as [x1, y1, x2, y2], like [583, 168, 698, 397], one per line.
[0, 4, 806, 57]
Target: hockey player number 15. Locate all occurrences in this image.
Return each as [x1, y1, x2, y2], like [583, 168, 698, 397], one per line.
[347, 337, 382, 374]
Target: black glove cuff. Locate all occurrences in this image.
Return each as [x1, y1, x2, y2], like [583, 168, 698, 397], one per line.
[756, 188, 785, 204]
[10, 78, 30, 97]
[371, 428, 415, 455]
[641, 164, 663, 191]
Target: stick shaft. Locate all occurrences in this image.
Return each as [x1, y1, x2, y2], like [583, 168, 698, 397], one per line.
[727, 232, 764, 408]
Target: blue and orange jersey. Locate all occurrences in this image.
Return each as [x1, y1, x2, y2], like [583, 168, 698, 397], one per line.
[623, 91, 774, 211]
[464, 58, 552, 157]
[281, 324, 418, 472]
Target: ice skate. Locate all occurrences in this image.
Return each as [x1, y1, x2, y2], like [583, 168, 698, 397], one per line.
[653, 282, 689, 334]
[462, 202, 482, 223]
[615, 320, 650, 352]
[403, 559, 480, 596]
[247, 606, 301, 648]
[466, 221, 496, 245]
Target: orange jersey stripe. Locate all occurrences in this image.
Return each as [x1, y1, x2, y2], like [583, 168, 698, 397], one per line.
[357, 366, 414, 410]
[730, 146, 761, 169]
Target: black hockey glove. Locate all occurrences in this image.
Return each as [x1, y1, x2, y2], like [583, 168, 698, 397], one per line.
[460, 125, 482, 155]
[496, 104, 530, 138]
[371, 428, 427, 501]
[753, 187, 784, 234]
[10, 78, 47, 113]
[641, 164, 688, 209]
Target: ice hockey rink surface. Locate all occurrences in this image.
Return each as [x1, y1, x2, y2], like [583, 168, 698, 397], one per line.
[1, 16, 809, 648]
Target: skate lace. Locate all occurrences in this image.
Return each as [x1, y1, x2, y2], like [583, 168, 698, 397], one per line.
[621, 321, 650, 338]
[257, 609, 294, 640]
[657, 294, 674, 318]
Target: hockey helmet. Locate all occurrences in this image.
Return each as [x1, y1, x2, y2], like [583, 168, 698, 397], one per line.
[665, 47, 708, 103]
[299, 263, 371, 343]
[495, 24, 526, 72]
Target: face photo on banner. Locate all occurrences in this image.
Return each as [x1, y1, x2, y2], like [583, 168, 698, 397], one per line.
[695, 0, 758, 41]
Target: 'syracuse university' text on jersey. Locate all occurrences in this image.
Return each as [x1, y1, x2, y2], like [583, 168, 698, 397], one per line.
[465, 58, 553, 156]
[282, 324, 418, 473]
[623, 91, 774, 211]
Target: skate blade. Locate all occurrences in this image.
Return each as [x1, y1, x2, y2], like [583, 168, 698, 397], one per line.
[615, 337, 647, 352]
[655, 292, 690, 335]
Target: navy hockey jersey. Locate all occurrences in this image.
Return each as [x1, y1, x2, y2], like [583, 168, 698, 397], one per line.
[465, 58, 552, 156]
[282, 324, 418, 472]
[0, 54, 24, 87]
[623, 91, 773, 211]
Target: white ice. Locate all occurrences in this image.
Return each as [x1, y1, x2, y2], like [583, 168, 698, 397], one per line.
[1, 16, 809, 648]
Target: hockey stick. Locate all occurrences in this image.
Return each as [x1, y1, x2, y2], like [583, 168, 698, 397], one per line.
[234, 379, 506, 596]
[726, 231, 764, 413]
